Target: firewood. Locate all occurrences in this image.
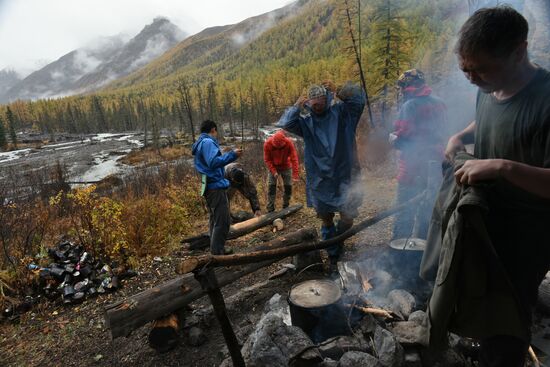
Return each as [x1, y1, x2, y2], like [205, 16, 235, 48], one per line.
[181, 204, 303, 250]
[176, 193, 424, 274]
[104, 228, 317, 339]
[345, 304, 394, 319]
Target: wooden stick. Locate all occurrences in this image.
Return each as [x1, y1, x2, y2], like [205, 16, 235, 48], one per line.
[528, 346, 540, 367]
[176, 193, 424, 274]
[345, 304, 394, 319]
[195, 268, 245, 367]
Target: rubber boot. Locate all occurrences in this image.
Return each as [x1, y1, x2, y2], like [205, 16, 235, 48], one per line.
[267, 185, 277, 212]
[283, 185, 292, 209]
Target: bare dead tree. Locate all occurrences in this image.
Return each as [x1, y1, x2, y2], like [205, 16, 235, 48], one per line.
[177, 78, 196, 142]
[342, 0, 375, 127]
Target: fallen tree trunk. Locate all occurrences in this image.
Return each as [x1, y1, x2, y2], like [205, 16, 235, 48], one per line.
[105, 228, 316, 339]
[176, 193, 424, 274]
[181, 204, 303, 250]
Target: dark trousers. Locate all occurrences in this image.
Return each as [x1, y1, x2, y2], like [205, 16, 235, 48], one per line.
[479, 335, 528, 367]
[205, 189, 230, 255]
[392, 181, 432, 240]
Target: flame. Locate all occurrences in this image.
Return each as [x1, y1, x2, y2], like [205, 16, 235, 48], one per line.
[361, 278, 373, 293]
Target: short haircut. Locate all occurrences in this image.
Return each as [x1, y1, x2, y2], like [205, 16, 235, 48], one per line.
[200, 119, 217, 134]
[455, 6, 528, 58]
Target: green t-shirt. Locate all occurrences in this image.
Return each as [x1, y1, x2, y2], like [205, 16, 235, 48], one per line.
[475, 67, 550, 212]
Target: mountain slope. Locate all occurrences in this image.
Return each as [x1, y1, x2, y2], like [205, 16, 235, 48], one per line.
[74, 17, 186, 91]
[0, 69, 22, 97]
[0, 17, 186, 102]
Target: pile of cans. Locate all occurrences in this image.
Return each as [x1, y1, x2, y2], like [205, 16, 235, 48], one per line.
[28, 240, 135, 305]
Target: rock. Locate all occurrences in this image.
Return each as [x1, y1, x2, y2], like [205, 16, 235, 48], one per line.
[357, 313, 379, 335]
[387, 290, 416, 319]
[263, 293, 291, 326]
[388, 321, 428, 347]
[421, 347, 466, 367]
[338, 351, 380, 367]
[186, 326, 207, 347]
[407, 310, 427, 325]
[219, 357, 232, 367]
[320, 358, 339, 367]
[318, 335, 371, 360]
[373, 326, 404, 367]
[241, 313, 322, 367]
[403, 349, 422, 367]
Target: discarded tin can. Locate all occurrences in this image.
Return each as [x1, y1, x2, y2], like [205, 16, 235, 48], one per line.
[28, 263, 41, 271]
[74, 279, 90, 292]
[79, 252, 90, 264]
[100, 265, 111, 274]
[97, 286, 106, 294]
[49, 266, 66, 278]
[62, 285, 75, 297]
[110, 276, 120, 290]
[73, 292, 85, 302]
[79, 265, 92, 278]
[87, 287, 97, 296]
[65, 264, 75, 273]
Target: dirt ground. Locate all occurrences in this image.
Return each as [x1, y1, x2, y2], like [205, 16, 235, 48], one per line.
[0, 162, 399, 367]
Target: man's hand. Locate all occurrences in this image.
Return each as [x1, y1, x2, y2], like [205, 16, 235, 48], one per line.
[254, 210, 262, 217]
[388, 133, 398, 146]
[445, 135, 466, 161]
[222, 146, 232, 153]
[292, 176, 300, 182]
[454, 159, 504, 185]
[321, 79, 336, 93]
[295, 96, 307, 109]
[234, 148, 243, 157]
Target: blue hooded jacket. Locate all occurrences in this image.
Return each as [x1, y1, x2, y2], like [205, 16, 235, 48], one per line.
[192, 133, 237, 190]
[277, 82, 365, 214]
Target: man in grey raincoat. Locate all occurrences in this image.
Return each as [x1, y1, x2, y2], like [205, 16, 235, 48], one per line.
[278, 81, 365, 268]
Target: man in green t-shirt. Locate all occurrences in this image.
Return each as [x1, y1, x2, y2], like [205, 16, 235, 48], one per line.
[446, 6, 550, 366]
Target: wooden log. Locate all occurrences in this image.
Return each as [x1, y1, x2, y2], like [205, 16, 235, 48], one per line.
[176, 194, 424, 274]
[104, 228, 317, 339]
[181, 204, 303, 250]
[148, 313, 181, 353]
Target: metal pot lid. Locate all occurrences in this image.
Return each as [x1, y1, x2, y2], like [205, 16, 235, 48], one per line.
[389, 238, 427, 251]
[289, 279, 341, 308]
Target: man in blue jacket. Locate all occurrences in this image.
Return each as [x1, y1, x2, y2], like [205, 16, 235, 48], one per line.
[192, 120, 242, 255]
[278, 81, 365, 269]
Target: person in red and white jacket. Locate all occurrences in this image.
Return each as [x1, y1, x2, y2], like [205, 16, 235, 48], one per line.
[390, 69, 448, 240]
[263, 130, 300, 212]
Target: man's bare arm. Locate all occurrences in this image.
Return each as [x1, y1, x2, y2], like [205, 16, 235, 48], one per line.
[455, 159, 550, 199]
[445, 121, 476, 160]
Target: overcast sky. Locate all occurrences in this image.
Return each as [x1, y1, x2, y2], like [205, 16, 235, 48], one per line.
[0, 0, 293, 75]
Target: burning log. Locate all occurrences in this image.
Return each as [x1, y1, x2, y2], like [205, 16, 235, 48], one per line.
[346, 304, 394, 319]
[528, 346, 540, 367]
[104, 228, 317, 339]
[176, 193, 424, 274]
[181, 204, 303, 250]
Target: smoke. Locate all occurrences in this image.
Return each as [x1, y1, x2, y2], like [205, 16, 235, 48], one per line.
[129, 34, 173, 70]
[230, 1, 301, 47]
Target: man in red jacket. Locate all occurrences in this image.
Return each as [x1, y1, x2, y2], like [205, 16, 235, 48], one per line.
[263, 130, 300, 212]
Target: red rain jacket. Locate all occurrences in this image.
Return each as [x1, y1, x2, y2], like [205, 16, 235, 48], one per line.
[263, 130, 299, 179]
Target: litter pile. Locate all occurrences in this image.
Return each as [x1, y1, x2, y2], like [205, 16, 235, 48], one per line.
[29, 240, 136, 305]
